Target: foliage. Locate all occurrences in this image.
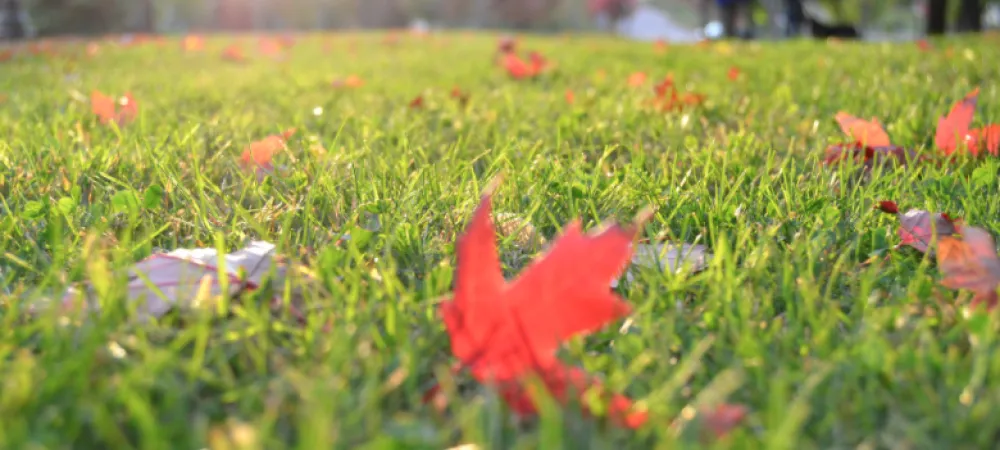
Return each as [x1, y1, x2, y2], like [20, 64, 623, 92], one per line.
[1, 32, 1000, 448]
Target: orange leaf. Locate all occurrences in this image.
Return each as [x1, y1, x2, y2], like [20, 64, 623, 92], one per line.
[182, 35, 205, 52]
[503, 53, 535, 79]
[727, 66, 741, 81]
[221, 44, 246, 62]
[937, 226, 1000, 310]
[835, 112, 892, 147]
[258, 38, 283, 57]
[627, 71, 647, 87]
[333, 75, 364, 89]
[90, 90, 137, 126]
[239, 129, 296, 177]
[90, 90, 117, 124]
[653, 75, 674, 98]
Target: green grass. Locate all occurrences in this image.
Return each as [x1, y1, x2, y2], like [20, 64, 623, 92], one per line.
[1, 31, 1000, 449]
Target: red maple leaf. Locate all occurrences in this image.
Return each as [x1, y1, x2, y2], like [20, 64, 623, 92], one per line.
[727, 66, 741, 82]
[826, 87, 997, 164]
[965, 123, 1000, 157]
[257, 37, 283, 58]
[936, 88, 978, 155]
[221, 44, 246, 62]
[528, 51, 548, 73]
[91, 90, 138, 126]
[823, 112, 915, 169]
[877, 200, 959, 254]
[497, 364, 648, 429]
[503, 53, 536, 79]
[930, 87, 999, 157]
[937, 225, 1000, 311]
[834, 112, 892, 148]
[627, 71, 647, 87]
[501, 50, 550, 80]
[450, 87, 470, 106]
[648, 75, 703, 113]
[409, 94, 425, 109]
[239, 128, 296, 178]
[440, 185, 647, 427]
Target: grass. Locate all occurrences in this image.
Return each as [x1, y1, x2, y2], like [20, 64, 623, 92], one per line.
[1, 31, 1000, 449]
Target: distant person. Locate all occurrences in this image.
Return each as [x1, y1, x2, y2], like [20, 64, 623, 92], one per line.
[0, 0, 27, 39]
[785, 0, 805, 36]
[717, 0, 755, 39]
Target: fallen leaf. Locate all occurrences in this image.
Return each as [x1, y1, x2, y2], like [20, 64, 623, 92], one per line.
[654, 39, 668, 53]
[936, 88, 978, 155]
[727, 66, 741, 81]
[56, 242, 299, 320]
[182, 35, 204, 52]
[877, 200, 958, 254]
[937, 225, 1000, 311]
[439, 184, 647, 427]
[91, 90, 138, 126]
[332, 75, 364, 88]
[835, 112, 892, 148]
[503, 53, 535, 79]
[700, 404, 748, 438]
[239, 129, 296, 179]
[627, 71, 647, 87]
[822, 143, 914, 171]
[966, 124, 1000, 157]
[409, 94, 425, 109]
[450, 87, 470, 106]
[221, 44, 246, 62]
[258, 37, 283, 57]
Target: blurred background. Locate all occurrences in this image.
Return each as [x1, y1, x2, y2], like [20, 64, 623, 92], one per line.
[0, 0, 998, 41]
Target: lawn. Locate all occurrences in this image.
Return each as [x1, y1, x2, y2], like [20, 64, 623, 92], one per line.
[1, 31, 1000, 449]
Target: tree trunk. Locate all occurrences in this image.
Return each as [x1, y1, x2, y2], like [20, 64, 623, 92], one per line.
[217, 0, 254, 30]
[143, 0, 156, 32]
[0, 0, 27, 39]
[926, 0, 948, 35]
[720, 3, 737, 38]
[956, 0, 983, 32]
